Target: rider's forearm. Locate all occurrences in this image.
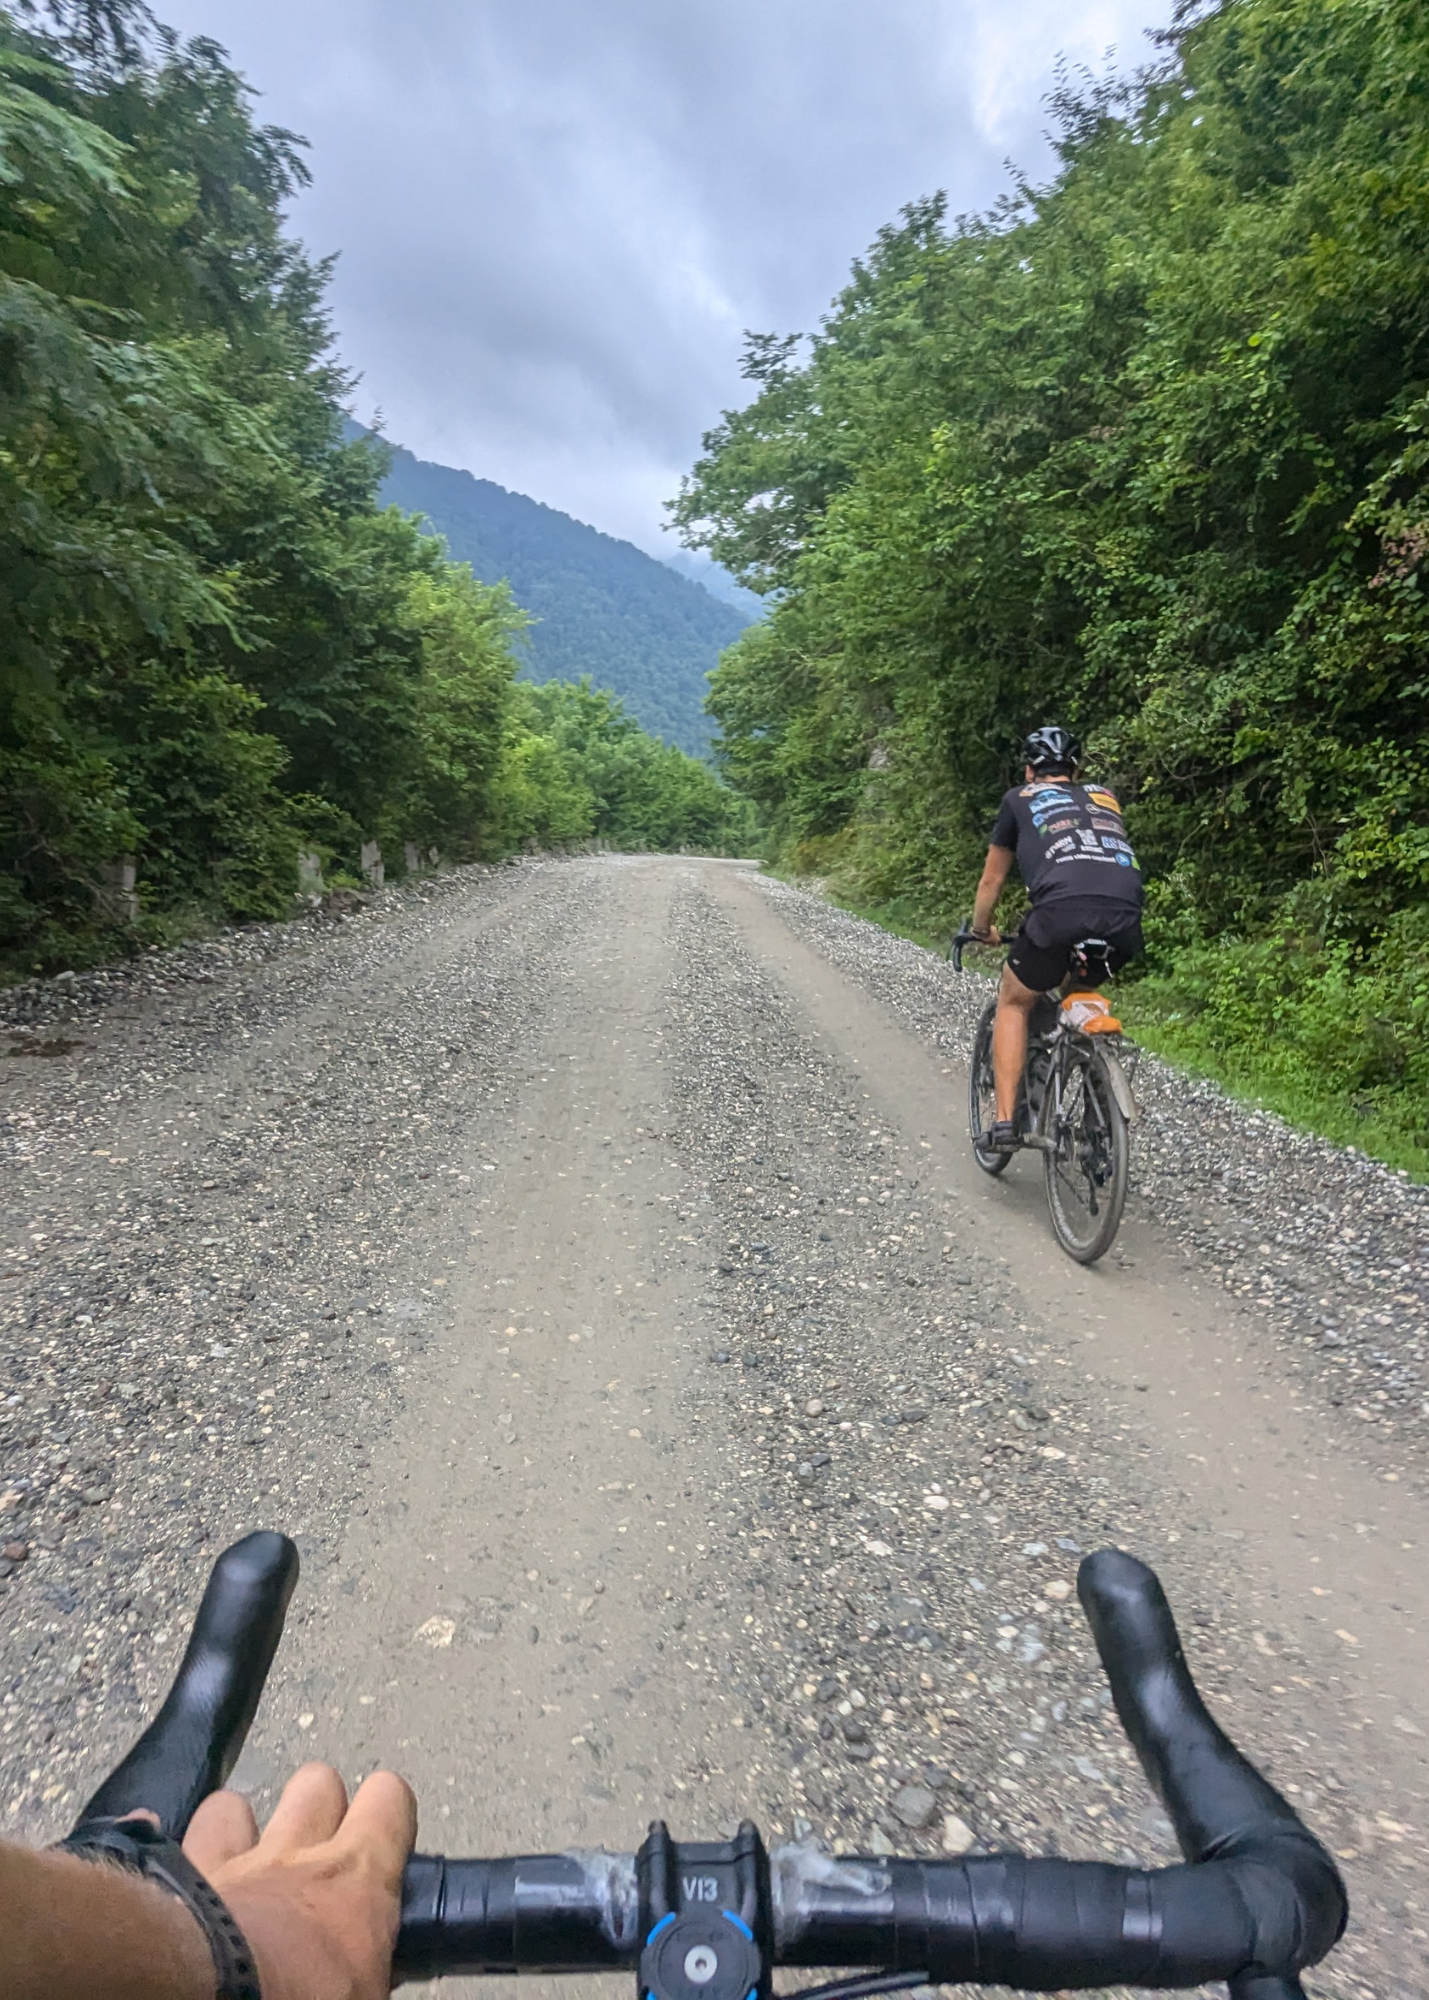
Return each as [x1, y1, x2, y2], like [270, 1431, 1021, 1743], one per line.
[972, 867, 1002, 934]
[0, 1837, 216, 2000]
[972, 846, 1013, 934]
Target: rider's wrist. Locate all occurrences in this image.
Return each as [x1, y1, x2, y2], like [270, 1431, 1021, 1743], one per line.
[140, 1875, 228, 2000]
[57, 1820, 260, 2000]
[1, 1839, 221, 2000]
[104, 1866, 223, 2000]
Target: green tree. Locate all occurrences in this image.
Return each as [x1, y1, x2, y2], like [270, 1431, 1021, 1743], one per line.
[515, 679, 751, 852]
[399, 565, 525, 858]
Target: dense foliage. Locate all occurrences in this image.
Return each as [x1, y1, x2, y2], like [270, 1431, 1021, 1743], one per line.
[676, 0, 1429, 1161]
[491, 679, 755, 854]
[0, 1, 741, 977]
[376, 436, 754, 755]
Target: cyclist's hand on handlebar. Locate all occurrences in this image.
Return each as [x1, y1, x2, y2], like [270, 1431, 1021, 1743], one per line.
[183, 1763, 417, 2000]
[970, 923, 1001, 944]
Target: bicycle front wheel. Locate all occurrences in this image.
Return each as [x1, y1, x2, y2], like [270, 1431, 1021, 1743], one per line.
[1042, 1045, 1128, 1262]
[968, 999, 1011, 1177]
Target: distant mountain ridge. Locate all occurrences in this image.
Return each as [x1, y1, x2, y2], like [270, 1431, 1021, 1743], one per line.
[356, 425, 756, 753]
[662, 547, 764, 617]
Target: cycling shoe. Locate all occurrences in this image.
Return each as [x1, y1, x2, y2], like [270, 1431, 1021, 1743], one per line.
[984, 1119, 1020, 1153]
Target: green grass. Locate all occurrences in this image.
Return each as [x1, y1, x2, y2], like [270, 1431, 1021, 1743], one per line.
[1118, 996, 1429, 1182]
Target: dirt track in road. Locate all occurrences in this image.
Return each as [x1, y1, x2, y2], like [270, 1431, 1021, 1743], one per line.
[2, 855, 1427, 1998]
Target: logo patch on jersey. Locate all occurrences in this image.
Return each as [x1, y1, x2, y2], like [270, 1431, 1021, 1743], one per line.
[1030, 800, 1076, 829]
[1086, 788, 1121, 814]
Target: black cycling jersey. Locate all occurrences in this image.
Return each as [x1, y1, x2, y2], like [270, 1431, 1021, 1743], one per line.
[990, 780, 1144, 907]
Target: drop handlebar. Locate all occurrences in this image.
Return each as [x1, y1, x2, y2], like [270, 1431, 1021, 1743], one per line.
[60, 1531, 1346, 1997]
[949, 925, 1016, 974]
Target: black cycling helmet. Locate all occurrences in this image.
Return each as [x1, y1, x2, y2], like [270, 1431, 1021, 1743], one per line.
[1021, 724, 1081, 775]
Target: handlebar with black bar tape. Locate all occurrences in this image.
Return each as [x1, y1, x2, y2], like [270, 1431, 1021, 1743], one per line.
[63, 1535, 1346, 1995]
[948, 924, 1020, 974]
[72, 1529, 297, 1839]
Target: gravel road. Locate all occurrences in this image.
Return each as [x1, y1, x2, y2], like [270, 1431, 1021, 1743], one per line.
[2, 856, 1426, 1998]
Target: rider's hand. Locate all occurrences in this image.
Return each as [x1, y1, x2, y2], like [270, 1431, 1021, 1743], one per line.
[971, 923, 1001, 944]
[181, 1763, 416, 2000]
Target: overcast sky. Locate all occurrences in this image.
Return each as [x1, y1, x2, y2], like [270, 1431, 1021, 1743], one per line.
[155, 0, 1171, 553]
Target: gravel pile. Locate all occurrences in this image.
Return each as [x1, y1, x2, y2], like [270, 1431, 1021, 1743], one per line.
[753, 875, 1429, 1485]
[0, 867, 496, 1038]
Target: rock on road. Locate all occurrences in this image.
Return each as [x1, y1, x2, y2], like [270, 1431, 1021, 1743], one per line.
[3, 855, 1428, 1998]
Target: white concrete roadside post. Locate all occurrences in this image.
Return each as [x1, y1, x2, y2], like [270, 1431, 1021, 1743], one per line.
[297, 850, 324, 902]
[96, 856, 139, 925]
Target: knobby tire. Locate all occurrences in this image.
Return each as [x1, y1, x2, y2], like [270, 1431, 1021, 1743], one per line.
[1041, 1044, 1128, 1263]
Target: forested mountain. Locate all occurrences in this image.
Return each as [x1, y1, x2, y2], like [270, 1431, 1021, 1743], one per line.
[0, 0, 747, 977]
[677, 0, 1429, 1166]
[370, 436, 755, 754]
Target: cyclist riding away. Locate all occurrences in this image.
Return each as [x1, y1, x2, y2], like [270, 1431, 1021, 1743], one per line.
[970, 725, 1144, 1153]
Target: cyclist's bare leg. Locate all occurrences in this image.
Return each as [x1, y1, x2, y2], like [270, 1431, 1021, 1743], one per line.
[992, 961, 1041, 1122]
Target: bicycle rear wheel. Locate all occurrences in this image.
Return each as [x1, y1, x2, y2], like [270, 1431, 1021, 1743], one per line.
[968, 1000, 1011, 1177]
[1042, 1045, 1127, 1262]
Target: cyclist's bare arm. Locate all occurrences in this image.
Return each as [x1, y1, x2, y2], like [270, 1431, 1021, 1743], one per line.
[0, 1833, 214, 2000]
[972, 842, 1014, 938]
[1, 1762, 415, 2000]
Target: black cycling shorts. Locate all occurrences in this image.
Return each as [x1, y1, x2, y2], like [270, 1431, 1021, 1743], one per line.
[1006, 897, 1143, 994]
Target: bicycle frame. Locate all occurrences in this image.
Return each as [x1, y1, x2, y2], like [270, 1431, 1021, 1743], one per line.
[1035, 1023, 1138, 1141]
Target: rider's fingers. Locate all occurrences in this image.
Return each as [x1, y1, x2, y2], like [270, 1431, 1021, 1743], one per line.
[184, 1788, 260, 1871]
[259, 1761, 350, 1853]
[332, 1769, 418, 1884]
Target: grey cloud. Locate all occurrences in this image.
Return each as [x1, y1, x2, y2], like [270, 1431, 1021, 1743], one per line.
[156, 0, 1171, 547]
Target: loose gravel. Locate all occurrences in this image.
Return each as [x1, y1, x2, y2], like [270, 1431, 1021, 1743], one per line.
[664, 884, 1181, 1872]
[753, 876, 1429, 1488]
[658, 873, 1426, 1997]
[1, 856, 1424, 2000]
[0, 861, 566, 1824]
